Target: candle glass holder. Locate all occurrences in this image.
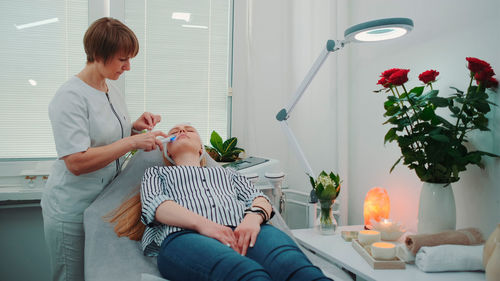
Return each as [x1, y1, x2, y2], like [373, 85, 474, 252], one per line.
[371, 219, 405, 241]
[315, 199, 337, 235]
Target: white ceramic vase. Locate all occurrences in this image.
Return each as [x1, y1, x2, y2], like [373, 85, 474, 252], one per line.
[417, 182, 456, 234]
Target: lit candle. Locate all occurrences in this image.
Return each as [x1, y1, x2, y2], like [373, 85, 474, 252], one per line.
[372, 219, 405, 241]
[379, 219, 393, 231]
[358, 230, 381, 246]
[371, 242, 396, 260]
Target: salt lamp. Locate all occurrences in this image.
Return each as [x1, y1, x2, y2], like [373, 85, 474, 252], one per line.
[363, 187, 390, 228]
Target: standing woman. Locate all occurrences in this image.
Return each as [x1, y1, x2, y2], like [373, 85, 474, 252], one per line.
[42, 17, 167, 281]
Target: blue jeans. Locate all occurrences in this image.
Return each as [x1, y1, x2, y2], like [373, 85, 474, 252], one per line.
[157, 224, 331, 281]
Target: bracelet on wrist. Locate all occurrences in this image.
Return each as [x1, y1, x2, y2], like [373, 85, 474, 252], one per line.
[251, 205, 269, 221]
[251, 205, 275, 220]
[244, 207, 268, 223]
[132, 128, 145, 134]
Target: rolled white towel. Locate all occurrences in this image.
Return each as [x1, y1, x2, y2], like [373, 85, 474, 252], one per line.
[415, 244, 484, 272]
[396, 244, 415, 263]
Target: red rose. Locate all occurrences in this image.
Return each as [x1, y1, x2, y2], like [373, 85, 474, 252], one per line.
[388, 69, 410, 86]
[377, 77, 390, 88]
[474, 67, 495, 83]
[418, 70, 439, 84]
[483, 77, 498, 89]
[466, 57, 491, 73]
[381, 68, 400, 79]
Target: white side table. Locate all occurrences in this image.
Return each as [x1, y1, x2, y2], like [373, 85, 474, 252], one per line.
[292, 226, 485, 281]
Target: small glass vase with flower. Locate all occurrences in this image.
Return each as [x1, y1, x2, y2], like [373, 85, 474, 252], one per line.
[309, 171, 341, 235]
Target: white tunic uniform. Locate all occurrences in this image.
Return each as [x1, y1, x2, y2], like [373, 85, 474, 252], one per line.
[42, 76, 132, 222]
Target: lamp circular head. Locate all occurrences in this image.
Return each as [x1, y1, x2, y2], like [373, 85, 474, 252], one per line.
[344, 17, 413, 43]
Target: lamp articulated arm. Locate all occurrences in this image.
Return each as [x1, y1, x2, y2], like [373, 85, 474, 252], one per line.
[274, 17, 413, 205]
[276, 40, 344, 203]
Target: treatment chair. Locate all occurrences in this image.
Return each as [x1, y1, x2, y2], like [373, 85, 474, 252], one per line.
[83, 149, 352, 281]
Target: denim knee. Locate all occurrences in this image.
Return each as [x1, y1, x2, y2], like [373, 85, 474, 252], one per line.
[157, 230, 272, 281]
[247, 225, 331, 281]
[211, 253, 271, 281]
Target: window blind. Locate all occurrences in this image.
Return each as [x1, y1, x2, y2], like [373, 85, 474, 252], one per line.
[0, 0, 87, 158]
[123, 0, 231, 144]
[0, 0, 230, 159]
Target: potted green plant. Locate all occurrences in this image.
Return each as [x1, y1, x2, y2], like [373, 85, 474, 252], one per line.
[309, 171, 341, 235]
[375, 57, 498, 233]
[204, 131, 245, 162]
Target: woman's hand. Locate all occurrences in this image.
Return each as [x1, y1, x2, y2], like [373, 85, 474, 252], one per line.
[132, 112, 161, 132]
[197, 220, 241, 254]
[129, 131, 167, 151]
[234, 213, 262, 256]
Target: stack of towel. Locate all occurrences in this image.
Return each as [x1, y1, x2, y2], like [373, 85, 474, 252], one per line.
[398, 228, 485, 272]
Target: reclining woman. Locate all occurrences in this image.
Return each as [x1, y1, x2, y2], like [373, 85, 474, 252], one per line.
[111, 124, 331, 281]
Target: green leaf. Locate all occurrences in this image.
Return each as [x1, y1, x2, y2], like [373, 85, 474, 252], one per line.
[316, 183, 324, 198]
[320, 184, 336, 200]
[385, 105, 401, 116]
[434, 116, 454, 129]
[205, 146, 221, 161]
[384, 100, 396, 110]
[474, 101, 490, 113]
[309, 176, 316, 189]
[210, 131, 224, 152]
[449, 106, 461, 116]
[222, 137, 237, 154]
[429, 97, 449, 107]
[384, 128, 398, 144]
[449, 86, 464, 94]
[420, 107, 435, 121]
[409, 86, 425, 96]
[383, 116, 398, 125]
[415, 166, 429, 182]
[479, 151, 500, 158]
[422, 90, 439, 100]
[390, 156, 403, 173]
[329, 172, 341, 186]
[319, 171, 328, 177]
[430, 134, 450, 142]
[452, 165, 459, 179]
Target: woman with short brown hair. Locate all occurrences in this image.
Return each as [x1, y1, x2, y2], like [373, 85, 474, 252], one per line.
[42, 17, 167, 281]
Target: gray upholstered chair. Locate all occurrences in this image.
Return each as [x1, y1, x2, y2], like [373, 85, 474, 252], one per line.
[84, 149, 352, 281]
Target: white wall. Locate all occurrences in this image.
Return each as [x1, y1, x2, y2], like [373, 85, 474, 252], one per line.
[233, 0, 500, 235]
[347, 0, 500, 235]
[232, 0, 350, 224]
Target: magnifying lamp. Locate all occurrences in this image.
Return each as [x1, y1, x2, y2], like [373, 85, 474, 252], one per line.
[276, 17, 413, 203]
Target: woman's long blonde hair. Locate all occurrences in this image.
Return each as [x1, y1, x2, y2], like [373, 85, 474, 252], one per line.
[107, 154, 206, 241]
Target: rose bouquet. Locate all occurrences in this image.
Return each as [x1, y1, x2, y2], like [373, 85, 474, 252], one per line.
[375, 57, 498, 184]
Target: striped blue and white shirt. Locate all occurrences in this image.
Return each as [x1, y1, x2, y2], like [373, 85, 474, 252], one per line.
[140, 165, 268, 256]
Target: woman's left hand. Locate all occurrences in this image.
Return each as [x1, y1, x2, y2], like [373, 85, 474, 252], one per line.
[234, 213, 262, 256]
[133, 112, 161, 132]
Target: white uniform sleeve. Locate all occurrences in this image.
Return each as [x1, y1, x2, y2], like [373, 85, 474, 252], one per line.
[48, 89, 91, 159]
